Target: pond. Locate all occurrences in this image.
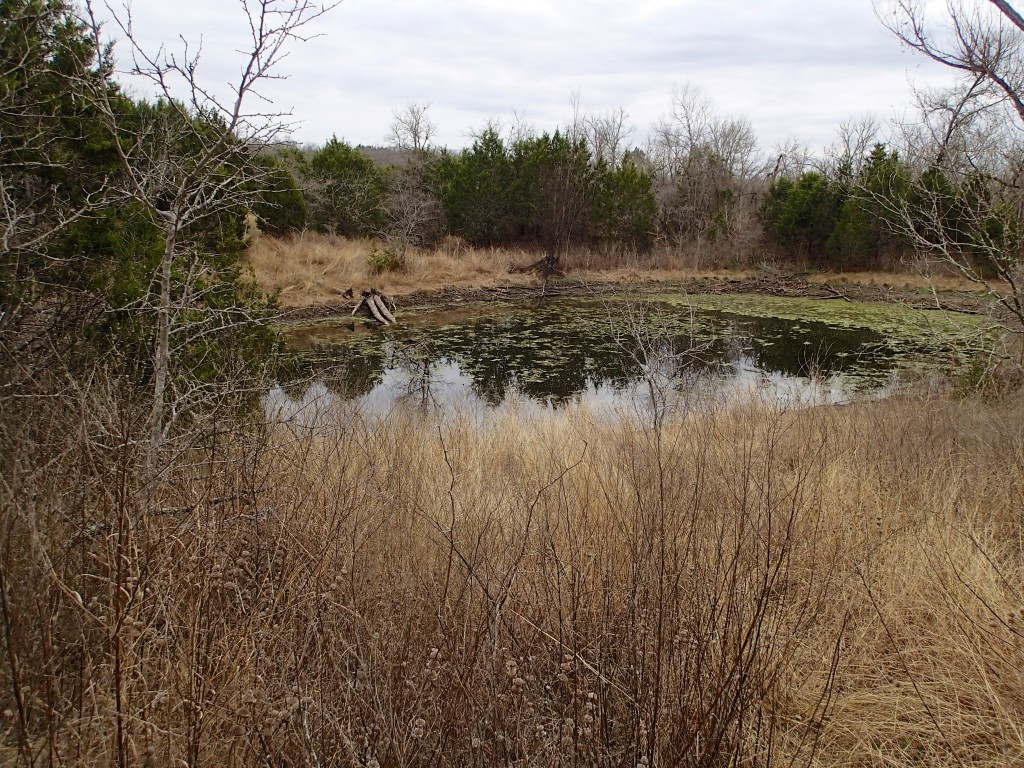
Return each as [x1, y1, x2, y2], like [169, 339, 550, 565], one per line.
[270, 293, 995, 418]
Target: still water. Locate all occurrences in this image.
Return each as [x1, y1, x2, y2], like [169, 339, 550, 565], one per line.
[270, 295, 990, 418]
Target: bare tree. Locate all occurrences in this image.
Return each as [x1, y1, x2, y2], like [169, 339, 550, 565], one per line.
[585, 107, 635, 168]
[380, 164, 444, 258]
[823, 115, 882, 179]
[874, 0, 1024, 333]
[647, 84, 714, 179]
[765, 136, 811, 181]
[387, 102, 437, 153]
[647, 84, 763, 254]
[81, 0, 338, 457]
[506, 108, 536, 145]
[465, 116, 504, 144]
[708, 116, 760, 180]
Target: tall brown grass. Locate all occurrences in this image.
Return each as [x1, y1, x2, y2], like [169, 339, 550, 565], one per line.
[244, 233, 537, 308]
[245, 232, 989, 310]
[244, 232, 765, 308]
[2, 374, 1022, 766]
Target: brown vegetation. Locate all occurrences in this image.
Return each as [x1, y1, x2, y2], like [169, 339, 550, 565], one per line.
[246, 232, 989, 311]
[245, 233, 534, 308]
[3, 380, 1023, 766]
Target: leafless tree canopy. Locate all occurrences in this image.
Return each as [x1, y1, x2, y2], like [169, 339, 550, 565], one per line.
[875, 0, 1024, 331]
[387, 102, 437, 153]
[879, 0, 1024, 123]
[823, 116, 882, 179]
[584, 107, 634, 168]
[643, 84, 763, 256]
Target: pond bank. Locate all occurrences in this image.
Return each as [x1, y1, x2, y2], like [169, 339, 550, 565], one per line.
[277, 271, 996, 324]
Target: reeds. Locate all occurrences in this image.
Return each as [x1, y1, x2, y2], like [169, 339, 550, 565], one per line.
[1, 381, 1022, 766]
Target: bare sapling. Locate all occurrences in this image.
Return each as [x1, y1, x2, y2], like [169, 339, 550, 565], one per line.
[79, 0, 339, 470]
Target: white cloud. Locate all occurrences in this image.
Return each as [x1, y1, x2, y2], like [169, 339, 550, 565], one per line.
[98, 0, 959, 156]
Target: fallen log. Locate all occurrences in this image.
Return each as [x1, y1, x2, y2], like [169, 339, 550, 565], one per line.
[371, 293, 396, 324]
[352, 289, 398, 325]
[366, 293, 388, 324]
[822, 283, 852, 301]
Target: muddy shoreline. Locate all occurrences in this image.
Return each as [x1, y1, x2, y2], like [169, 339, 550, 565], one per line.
[277, 272, 994, 325]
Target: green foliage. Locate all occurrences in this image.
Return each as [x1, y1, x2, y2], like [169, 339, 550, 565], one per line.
[366, 242, 406, 274]
[826, 146, 904, 269]
[251, 154, 306, 235]
[511, 131, 596, 255]
[760, 145, 919, 271]
[431, 127, 657, 256]
[0, 0, 112, 305]
[962, 184, 1023, 279]
[435, 127, 517, 246]
[899, 162, 1023, 280]
[590, 160, 658, 253]
[761, 172, 843, 263]
[303, 137, 385, 236]
[826, 199, 879, 269]
[0, 2, 280, 396]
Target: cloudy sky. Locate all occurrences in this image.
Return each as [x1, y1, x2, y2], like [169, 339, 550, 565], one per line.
[103, 0, 959, 156]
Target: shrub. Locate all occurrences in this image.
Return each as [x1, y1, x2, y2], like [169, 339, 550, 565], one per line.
[366, 241, 406, 274]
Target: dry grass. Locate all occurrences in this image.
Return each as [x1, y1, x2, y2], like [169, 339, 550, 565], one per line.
[3, 377, 1023, 766]
[244, 233, 536, 307]
[805, 271, 988, 293]
[244, 232, 759, 308]
[246, 232, 988, 309]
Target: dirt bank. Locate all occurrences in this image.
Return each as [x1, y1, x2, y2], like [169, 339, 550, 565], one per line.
[278, 271, 995, 324]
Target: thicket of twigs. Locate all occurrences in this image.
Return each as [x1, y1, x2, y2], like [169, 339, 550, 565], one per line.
[1, 373, 1022, 767]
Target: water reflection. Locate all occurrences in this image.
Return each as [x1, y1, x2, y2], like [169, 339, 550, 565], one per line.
[276, 298, 935, 416]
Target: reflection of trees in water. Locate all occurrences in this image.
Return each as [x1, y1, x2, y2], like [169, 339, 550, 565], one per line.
[720, 314, 890, 381]
[281, 346, 388, 399]
[300, 302, 913, 405]
[390, 338, 442, 409]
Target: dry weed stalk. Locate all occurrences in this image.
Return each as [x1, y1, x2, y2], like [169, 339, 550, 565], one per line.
[1, 374, 1023, 766]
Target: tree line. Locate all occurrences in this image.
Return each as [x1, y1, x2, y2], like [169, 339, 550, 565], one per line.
[261, 95, 1022, 298]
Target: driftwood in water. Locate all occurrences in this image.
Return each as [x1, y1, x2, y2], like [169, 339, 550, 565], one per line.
[352, 289, 398, 325]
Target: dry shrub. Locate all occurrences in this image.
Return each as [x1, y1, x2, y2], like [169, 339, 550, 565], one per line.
[2, 377, 1023, 766]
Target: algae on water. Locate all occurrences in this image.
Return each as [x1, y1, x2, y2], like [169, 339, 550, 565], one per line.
[281, 294, 1000, 406]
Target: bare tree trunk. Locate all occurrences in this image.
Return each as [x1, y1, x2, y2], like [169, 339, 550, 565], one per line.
[80, 0, 339, 474]
[150, 223, 176, 455]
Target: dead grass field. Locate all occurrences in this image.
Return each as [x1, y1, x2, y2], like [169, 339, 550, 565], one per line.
[245, 233, 535, 307]
[3, 383, 1023, 766]
[245, 232, 987, 309]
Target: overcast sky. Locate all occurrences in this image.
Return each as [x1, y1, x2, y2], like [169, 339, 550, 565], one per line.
[104, 0, 959, 157]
